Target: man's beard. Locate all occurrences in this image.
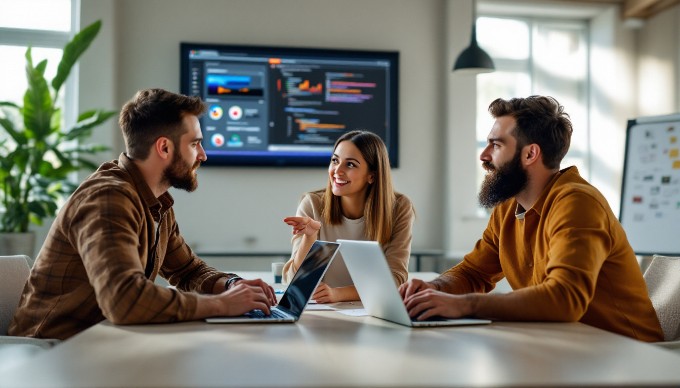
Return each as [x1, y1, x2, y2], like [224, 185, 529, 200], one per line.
[164, 150, 200, 192]
[478, 149, 528, 208]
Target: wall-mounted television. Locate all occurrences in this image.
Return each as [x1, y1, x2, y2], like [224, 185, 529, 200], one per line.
[180, 42, 399, 167]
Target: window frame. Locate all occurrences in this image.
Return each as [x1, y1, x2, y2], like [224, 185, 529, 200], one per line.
[0, 0, 79, 131]
[475, 13, 591, 182]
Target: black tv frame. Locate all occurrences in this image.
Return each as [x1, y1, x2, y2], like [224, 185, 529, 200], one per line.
[180, 42, 399, 168]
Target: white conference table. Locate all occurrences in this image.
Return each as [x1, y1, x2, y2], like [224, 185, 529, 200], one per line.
[2, 274, 680, 387]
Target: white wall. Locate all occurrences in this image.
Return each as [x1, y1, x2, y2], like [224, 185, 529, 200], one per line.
[637, 5, 680, 117]
[79, 0, 448, 253]
[589, 6, 637, 215]
[80, 0, 119, 164]
[71, 0, 680, 263]
[444, 0, 489, 255]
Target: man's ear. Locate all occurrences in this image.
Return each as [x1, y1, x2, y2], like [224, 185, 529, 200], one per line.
[155, 137, 173, 161]
[523, 143, 541, 167]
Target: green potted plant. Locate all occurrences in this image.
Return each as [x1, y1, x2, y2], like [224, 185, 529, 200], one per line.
[0, 20, 116, 257]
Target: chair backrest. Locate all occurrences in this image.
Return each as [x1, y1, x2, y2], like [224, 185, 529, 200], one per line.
[643, 255, 680, 341]
[0, 255, 31, 335]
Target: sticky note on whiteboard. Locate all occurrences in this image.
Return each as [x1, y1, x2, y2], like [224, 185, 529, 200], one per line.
[673, 160, 680, 169]
[670, 148, 679, 158]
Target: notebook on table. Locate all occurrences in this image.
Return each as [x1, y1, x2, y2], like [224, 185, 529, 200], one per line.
[337, 239, 491, 328]
[206, 240, 339, 323]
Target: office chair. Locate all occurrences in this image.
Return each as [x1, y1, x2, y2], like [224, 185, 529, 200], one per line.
[643, 254, 680, 353]
[0, 255, 59, 373]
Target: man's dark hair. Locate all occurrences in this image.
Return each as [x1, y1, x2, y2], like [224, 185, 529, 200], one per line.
[488, 95, 573, 169]
[119, 88, 206, 160]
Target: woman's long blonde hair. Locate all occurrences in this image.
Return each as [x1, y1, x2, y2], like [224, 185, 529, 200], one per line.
[321, 130, 395, 244]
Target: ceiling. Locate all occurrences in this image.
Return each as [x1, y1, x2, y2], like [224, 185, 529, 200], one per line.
[480, 0, 679, 20]
[562, 0, 680, 19]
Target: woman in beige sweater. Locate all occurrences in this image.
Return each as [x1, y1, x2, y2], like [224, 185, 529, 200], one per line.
[282, 130, 415, 303]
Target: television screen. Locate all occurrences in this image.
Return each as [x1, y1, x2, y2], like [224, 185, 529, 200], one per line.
[180, 42, 399, 167]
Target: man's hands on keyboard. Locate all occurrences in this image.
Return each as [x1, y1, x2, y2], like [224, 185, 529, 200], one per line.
[246, 309, 287, 319]
[196, 278, 279, 320]
[245, 309, 269, 318]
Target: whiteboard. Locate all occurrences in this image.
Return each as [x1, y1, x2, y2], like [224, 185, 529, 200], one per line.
[620, 114, 680, 256]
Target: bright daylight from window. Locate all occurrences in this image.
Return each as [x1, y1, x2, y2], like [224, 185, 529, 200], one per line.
[474, 15, 589, 215]
[0, 0, 71, 105]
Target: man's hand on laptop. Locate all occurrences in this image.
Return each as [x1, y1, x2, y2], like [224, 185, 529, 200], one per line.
[195, 279, 277, 318]
[232, 279, 277, 305]
[399, 279, 436, 300]
[402, 289, 474, 321]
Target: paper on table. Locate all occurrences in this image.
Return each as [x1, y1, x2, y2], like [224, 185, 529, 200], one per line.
[305, 304, 336, 311]
[337, 308, 368, 317]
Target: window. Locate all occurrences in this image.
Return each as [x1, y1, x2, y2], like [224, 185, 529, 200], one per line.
[475, 15, 589, 199]
[0, 0, 72, 31]
[0, 0, 75, 120]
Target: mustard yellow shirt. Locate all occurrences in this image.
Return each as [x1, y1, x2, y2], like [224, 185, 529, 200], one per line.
[436, 166, 663, 342]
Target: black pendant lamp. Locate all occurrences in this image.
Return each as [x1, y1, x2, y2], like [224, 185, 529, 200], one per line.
[453, 0, 495, 74]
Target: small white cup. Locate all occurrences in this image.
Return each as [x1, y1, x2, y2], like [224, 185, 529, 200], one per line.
[272, 262, 284, 283]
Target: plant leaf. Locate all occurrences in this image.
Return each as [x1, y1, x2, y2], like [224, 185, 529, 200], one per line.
[75, 157, 100, 170]
[76, 144, 110, 153]
[52, 20, 102, 95]
[1, 20, 108, 233]
[49, 149, 76, 176]
[28, 200, 48, 218]
[8, 147, 30, 172]
[65, 109, 117, 141]
[0, 117, 27, 145]
[50, 107, 62, 134]
[0, 101, 21, 110]
[24, 48, 54, 139]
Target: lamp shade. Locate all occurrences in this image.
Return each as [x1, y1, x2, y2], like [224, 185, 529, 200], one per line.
[453, 24, 495, 74]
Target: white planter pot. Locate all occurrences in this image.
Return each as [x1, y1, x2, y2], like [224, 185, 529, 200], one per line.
[0, 232, 36, 259]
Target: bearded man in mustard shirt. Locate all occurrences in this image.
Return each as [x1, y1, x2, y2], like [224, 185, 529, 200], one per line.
[400, 95, 663, 342]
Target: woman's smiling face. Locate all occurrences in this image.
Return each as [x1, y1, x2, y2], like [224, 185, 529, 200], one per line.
[328, 140, 374, 200]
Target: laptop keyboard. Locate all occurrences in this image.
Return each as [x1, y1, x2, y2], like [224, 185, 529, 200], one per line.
[411, 315, 448, 322]
[245, 308, 288, 319]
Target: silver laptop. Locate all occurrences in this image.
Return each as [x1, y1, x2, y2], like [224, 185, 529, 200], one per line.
[337, 239, 491, 327]
[206, 240, 339, 323]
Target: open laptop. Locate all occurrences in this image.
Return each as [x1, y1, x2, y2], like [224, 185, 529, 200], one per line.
[337, 239, 491, 327]
[206, 240, 340, 323]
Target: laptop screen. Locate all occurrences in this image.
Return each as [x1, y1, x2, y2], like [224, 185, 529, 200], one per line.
[278, 241, 339, 316]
